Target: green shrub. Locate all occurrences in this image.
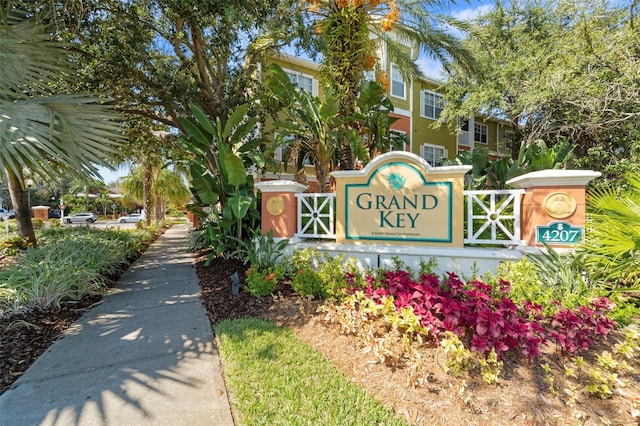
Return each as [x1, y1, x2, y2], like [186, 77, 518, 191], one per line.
[245, 267, 281, 297]
[234, 229, 289, 271]
[316, 253, 346, 296]
[31, 218, 44, 229]
[498, 254, 600, 314]
[317, 254, 363, 297]
[606, 293, 640, 327]
[1, 236, 30, 255]
[291, 247, 318, 270]
[0, 227, 155, 314]
[291, 267, 324, 298]
[288, 249, 365, 298]
[188, 229, 209, 252]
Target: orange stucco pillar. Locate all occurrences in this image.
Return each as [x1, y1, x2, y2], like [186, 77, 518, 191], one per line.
[31, 206, 49, 221]
[507, 170, 601, 247]
[186, 206, 203, 229]
[255, 180, 308, 238]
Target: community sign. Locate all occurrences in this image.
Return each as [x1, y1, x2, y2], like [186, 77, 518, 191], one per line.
[331, 152, 471, 247]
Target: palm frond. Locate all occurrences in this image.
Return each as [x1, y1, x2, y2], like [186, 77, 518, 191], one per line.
[0, 8, 71, 98]
[0, 95, 124, 180]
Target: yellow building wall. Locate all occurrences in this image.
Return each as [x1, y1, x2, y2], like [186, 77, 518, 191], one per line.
[411, 80, 457, 159]
[263, 54, 516, 176]
[269, 56, 322, 96]
[262, 55, 324, 174]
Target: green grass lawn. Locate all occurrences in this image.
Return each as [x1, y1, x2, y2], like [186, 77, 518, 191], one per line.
[215, 317, 408, 426]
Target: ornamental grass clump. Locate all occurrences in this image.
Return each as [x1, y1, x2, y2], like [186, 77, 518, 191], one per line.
[0, 227, 154, 314]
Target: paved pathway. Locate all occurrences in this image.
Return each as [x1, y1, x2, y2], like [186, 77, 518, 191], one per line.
[0, 225, 234, 426]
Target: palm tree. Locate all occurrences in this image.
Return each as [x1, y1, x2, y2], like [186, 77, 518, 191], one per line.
[69, 178, 107, 211]
[122, 166, 190, 224]
[0, 4, 123, 245]
[308, 0, 477, 170]
[152, 169, 191, 221]
[579, 173, 640, 289]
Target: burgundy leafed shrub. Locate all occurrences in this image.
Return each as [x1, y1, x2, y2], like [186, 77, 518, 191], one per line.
[351, 270, 615, 359]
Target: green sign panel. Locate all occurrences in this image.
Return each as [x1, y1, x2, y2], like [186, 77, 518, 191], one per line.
[536, 221, 583, 245]
[344, 163, 453, 243]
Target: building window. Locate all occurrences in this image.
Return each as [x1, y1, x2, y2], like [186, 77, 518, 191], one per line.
[458, 117, 469, 132]
[474, 123, 488, 144]
[273, 133, 295, 163]
[389, 130, 407, 152]
[420, 143, 448, 166]
[504, 130, 514, 149]
[420, 90, 445, 120]
[390, 64, 405, 99]
[284, 70, 317, 96]
[363, 69, 375, 82]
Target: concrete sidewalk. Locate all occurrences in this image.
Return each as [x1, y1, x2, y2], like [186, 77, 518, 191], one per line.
[0, 226, 234, 426]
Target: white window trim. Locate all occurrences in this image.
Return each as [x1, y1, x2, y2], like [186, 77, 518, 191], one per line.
[283, 68, 319, 97]
[420, 89, 445, 120]
[273, 133, 294, 163]
[474, 123, 489, 144]
[419, 143, 448, 167]
[390, 63, 406, 100]
[389, 129, 407, 152]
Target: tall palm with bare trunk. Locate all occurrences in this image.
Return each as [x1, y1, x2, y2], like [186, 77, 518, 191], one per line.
[121, 166, 190, 223]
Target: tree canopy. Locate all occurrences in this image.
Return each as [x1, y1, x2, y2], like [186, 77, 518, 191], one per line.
[0, 2, 124, 243]
[58, 0, 310, 133]
[440, 0, 640, 178]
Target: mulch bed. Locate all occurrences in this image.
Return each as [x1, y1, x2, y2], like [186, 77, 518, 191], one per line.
[2, 247, 638, 425]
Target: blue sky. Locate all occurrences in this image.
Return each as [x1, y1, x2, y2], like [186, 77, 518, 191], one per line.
[417, 0, 493, 78]
[97, 0, 493, 184]
[98, 163, 129, 186]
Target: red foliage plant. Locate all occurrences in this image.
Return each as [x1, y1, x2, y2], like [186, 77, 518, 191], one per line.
[346, 270, 615, 359]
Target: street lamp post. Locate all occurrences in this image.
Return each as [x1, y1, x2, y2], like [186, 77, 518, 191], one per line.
[26, 179, 33, 217]
[59, 198, 66, 224]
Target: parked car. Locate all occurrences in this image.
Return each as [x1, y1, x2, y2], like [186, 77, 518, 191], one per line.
[65, 212, 98, 224]
[0, 209, 15, 220]
[48, 210, 61, 219]
[118, 213, 143, 223]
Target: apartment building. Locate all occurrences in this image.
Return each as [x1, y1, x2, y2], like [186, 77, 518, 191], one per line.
[265, 51, 512, 171]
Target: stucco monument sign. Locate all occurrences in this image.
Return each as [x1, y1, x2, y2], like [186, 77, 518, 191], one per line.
[331, 152, 471, 247]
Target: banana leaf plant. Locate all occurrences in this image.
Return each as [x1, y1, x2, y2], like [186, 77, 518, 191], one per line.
[457, 139, 575, 189]
[353, 80, 409, 161]
[264, 63, 347, 192]
[178, 103, 263, 257]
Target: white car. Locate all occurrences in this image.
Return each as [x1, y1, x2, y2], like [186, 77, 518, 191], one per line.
[65, 212, 98, 224]
[118, 214, 143, 223]
[0, 208, 15, 220]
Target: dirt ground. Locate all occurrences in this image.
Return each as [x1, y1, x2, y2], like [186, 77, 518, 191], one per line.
[2, 252, 638, 425]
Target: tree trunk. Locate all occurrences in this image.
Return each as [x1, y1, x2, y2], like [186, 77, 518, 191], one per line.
[339, 137, 354, 171]
[315, 161, 328, 194]
[6, 169, 37, 247]
[143, 162, 153, 226]
[154, 190, 163, 221]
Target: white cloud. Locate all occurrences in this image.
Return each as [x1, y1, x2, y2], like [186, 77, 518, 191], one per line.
[416, 56, 445, 81]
